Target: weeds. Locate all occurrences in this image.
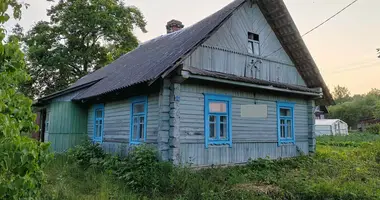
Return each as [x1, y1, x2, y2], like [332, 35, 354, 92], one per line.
[41, 133, 380, 200]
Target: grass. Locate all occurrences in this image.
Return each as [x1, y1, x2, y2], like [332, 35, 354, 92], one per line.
[41, 132, 380, 200]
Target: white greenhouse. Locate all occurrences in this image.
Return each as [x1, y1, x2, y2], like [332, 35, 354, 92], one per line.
[315, 119, 349, 136]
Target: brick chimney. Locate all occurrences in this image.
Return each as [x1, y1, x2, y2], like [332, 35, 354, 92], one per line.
[166, 19, 184, 34]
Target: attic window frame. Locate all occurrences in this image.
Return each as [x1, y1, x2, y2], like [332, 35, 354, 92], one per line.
[248, 32, 260, 56]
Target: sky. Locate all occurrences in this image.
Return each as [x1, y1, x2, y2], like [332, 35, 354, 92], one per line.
[5, 0, 380, 95]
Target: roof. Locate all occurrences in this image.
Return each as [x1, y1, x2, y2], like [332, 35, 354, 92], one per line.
[315, 119, 346, 126]
[71, 0, 245, 100]
[38, 0, 333, 105]
[184, 66, 321, 94]
[256, 0, 333, 105]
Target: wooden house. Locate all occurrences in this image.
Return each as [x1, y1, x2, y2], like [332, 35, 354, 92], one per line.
[34, 0, 333, 166]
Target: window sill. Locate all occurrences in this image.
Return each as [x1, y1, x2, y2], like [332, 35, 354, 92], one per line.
[129, 141, 145, 145]
[278, 141, 295, 146]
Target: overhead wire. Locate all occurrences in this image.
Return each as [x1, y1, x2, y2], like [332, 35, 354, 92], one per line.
[262, 0, 360, 59]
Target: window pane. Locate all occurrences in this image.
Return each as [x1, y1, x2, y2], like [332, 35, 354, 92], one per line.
[220, 122, 227, 139]
[133, 103, 145, 113]
[253, 33, 259, 41]
[248, 32, 254, 40]
[98, 123, 102, 137]
[209, 115, 216, 123]
[96, 109, 102, 118]
[139, 116, 145, 139]
[133, 117, 139, 140]
[209, 123, 216, 139]
[287, 120, 292, 138]
[280, 119, 286, 138]
[253, 42, 260, 55]
[280, 108, 291, 116]
[247, 41, 253, 54]
[209, 102, 227, 113]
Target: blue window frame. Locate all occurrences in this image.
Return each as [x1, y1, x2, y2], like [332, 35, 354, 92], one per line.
[277, 102, 295, 146]
[204, 94, 232, 148]
[129, 96, 148, 144]
[93, 104, 104, 143]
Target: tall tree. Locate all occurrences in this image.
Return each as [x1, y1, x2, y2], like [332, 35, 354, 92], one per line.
[332, 85, 351, 104]
[23, 0, 147, 98]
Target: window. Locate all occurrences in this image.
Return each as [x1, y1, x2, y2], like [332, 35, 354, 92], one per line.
[277, 102, 295, 145]
[130, 97, 148, 144]
[204, 94, 232, 148]
[248, 32, 260, 56]
[93, 104, 104, 142]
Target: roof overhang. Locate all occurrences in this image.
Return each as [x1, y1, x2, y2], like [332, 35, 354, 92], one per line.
[256, 0, 334, 105]
[181, 66, 323, 98]
[33, 79, 101, 106]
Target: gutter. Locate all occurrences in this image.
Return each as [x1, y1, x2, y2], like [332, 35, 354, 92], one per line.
[181, 70, 323, 97]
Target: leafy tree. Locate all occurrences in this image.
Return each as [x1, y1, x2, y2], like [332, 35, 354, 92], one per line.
[332, 85, 351, 104]
[329, 88, 380, 128]
[22, 0, 147, 98]
[0, 1, 51, 199]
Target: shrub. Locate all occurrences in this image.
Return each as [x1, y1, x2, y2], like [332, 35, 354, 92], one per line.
[67, 140, 105, 169]
[0, 136, 51, 199]
[115, 145, 174, 196]
[366, 123, 380, 134]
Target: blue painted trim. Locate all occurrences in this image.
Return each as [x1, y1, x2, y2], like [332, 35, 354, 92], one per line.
[276, 102, 295, 146]
[129, 96, 148, 145]
[204, 94, 232, 148]
[93, 104, 104, 143]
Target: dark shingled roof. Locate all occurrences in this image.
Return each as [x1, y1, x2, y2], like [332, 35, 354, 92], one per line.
[71, 0, 245, 100]
[38, 0, 333, 105]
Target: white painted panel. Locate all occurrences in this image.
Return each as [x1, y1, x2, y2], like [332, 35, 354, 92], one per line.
[240, 104, 268, 118]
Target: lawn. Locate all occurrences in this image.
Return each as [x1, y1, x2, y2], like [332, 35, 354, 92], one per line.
[41, 132, 380, 200]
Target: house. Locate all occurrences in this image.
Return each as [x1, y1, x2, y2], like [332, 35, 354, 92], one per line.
[314, 105, 328, 119]
[34, 0, 334, 166]
[315, 119, 348, 136]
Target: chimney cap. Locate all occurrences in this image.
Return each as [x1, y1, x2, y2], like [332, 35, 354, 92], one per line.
[166, 19, 184, 33]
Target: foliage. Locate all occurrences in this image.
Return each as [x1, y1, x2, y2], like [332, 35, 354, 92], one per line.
[41, 133, 380, 199]
[332, 85, 351, 104]
[67, 140, 105, 169]
[0, 1, 51, 199]
[366, 123, 380, 135]
[18, 0, 147, 98]
[0, 136, 51, 199]
[329, 88, 380, 128]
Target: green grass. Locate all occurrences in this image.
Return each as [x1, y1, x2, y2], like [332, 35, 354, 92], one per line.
[41, 132, 380, 200]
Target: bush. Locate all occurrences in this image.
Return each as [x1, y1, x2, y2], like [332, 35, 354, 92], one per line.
[115, 145, 174, 196]
[0, 136, 51, 199]
[67, 140, 105, 169]
[366, 123, 380, 134]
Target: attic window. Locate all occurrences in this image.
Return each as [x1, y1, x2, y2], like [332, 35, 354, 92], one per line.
[248, 32, 260, 56]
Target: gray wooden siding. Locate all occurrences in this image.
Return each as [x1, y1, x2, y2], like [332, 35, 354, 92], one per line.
[179, 83, 311, 166]
[183, 2, 306, 86]
[180, 142, 309, 166]
[87, 94, 159, 144]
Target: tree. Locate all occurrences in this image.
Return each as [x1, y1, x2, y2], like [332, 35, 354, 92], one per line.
[0, 1, 50, 199]
[22, 0, 147, 98]
[332, 85, 351, 104]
